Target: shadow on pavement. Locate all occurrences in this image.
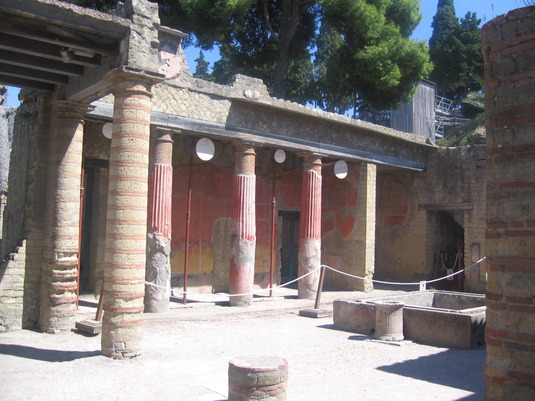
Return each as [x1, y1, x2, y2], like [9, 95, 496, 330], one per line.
[0, 344, 101, 362]
[376, 348, 486, 395]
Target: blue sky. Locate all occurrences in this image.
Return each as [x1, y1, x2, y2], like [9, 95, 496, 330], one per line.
[5, 0, 524, 108]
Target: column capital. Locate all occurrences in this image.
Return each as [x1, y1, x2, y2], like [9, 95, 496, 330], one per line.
[233, 141, 256, 175]
[232, 140, 256, 153]
[53, 100, 94, 116]
[151, 128, 176, 144]
[298, 152, 322, 173]
[105, 67, 164, 88]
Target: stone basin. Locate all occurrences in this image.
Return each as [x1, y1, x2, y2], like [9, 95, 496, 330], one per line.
[333, 290, 486, 349]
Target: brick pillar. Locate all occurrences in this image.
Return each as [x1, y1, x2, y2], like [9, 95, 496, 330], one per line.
[229, 142, 256, 307]
[40, 100, 89, 333]
[354, 162, 376, 292]
[145, 128, 173, 313]
[482, 7, 535, 400]
[298, 154, 322, 299]
[228, 356, 288, 400]
[101, 77, 153, 358]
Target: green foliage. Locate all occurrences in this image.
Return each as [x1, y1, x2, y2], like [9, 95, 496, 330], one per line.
[460, 90, 484, 119]
[72, 0, 432, 114]
[312, 0, 431, 112]
[176, 0, 257, 48]
[172, 0, 431, 112]
[193, 51, 214, 81]
[437, 114, 484, 147]
[429, 0, 483, 103]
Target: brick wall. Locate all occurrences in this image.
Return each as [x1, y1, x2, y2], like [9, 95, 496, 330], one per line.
[482, 7, 535, 400]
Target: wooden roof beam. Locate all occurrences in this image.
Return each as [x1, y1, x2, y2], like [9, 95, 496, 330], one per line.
[0, 33, 101, 67]
[0, 49, 84, 77]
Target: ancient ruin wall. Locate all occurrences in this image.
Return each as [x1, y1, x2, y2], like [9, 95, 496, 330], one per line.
[375, 145, 487, 292]
[482, 7, 535, 400]
[0, 91, 51, 330]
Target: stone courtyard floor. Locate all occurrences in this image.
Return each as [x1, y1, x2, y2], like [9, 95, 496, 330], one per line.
[0, 286, 485, 401]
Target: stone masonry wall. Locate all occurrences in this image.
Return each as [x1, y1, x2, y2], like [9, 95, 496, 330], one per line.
[0, 91, 51, 330]
[149, 73, 429, 170]
[482, 7, 535, 400]
[375, 145, 487, 291]
[1, 95, 37, 260]
[0, 241, 26, 331]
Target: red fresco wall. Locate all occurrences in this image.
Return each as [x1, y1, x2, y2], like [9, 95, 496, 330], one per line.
[171, 163, 233, 280]
[170, 160, 368, 290]
[171, 162, 304, 290]
[322, 163, 358, 239]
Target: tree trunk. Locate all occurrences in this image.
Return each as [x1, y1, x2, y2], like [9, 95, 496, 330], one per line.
[272, 0, 309, 98]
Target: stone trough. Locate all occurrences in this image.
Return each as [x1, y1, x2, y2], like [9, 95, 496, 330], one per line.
[333, 290, 486, 349]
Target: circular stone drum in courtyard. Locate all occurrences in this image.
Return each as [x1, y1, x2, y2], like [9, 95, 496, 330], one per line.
[228, 355, 288, 401]
[374, 301, 404, 341]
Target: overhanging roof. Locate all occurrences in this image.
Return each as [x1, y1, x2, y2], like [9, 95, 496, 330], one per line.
[0, 0, 128, 95]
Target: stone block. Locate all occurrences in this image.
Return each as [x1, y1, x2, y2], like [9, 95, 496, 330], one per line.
[333, 291, 486, 349]
[333, 299, 375, 334]
[298, 308, 332, 318]
[75, 319, 102, 335]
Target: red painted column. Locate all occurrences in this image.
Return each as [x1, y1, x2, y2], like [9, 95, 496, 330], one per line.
[298, 154, 322, 299]
[229, 143, 256, 306]
[145, 129, 173, 313]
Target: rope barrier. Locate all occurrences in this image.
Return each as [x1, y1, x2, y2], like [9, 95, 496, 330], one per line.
[145, 256, 486, 299]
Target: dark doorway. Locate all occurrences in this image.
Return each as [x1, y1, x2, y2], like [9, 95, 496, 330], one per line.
[279, 211, 300, 285]
[79, 158, 108, 292]
[430, 210, 465, 290]
[79, 165, 94, 290]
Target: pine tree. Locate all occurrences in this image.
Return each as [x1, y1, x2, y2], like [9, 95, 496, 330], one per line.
[193, 51, 213, 81]
[429, 0, 483, 102]
[175, 0, 431, 111]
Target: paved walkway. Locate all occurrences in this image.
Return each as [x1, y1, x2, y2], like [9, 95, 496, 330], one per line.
[0, 286, 486, 401]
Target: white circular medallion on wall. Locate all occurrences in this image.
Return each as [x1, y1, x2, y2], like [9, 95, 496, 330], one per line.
[102, 122, 113, 139]
[195, 137, 215, 161]
[274, 149, 286, 164]
[334, 160, 348, 179]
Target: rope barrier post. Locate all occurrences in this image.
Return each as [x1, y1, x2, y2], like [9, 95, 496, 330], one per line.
[299, 265, 331, 318]
[314, 265, 326, 310]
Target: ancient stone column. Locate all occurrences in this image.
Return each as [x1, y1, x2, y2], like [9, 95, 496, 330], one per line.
[374, 301, 404, 342]
[101, 77, 153, 358]
[298, 154, 322, 299]
[145, 128, 173, 313]
[482, 7, 535, 400]
[354, 162, 376, 292]
[40, 100, 89, 333]
[228, 356, 288, 401]
[229, 142, 256, 307]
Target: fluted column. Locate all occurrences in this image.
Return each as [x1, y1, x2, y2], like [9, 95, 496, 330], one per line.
[145, 129, 173, 313]
[101, 77, 153, 358]
[298, 154, 322, 299]
[40, 100, 90, 333]
[229, 143, 256, 307]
